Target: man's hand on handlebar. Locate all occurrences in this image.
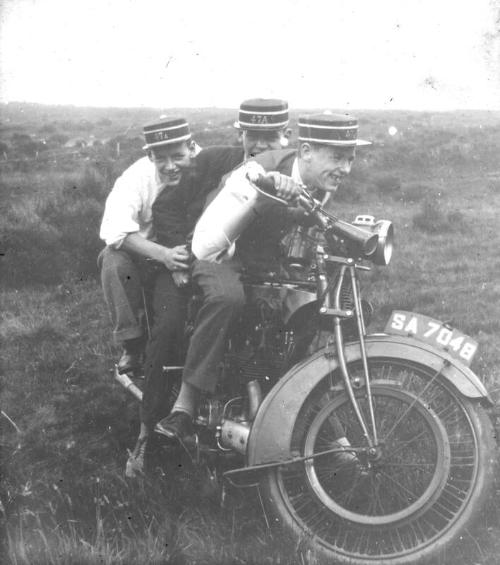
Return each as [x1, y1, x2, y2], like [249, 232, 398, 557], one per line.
[158, 244, 190, 272]
[265, 172, 302, 203]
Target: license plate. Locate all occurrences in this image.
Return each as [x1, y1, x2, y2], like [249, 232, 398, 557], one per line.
[384, 310, 478, 366]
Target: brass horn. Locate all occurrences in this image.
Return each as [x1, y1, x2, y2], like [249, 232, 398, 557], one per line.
[352, 215, 394, 265]
[326, 218, 379, 257]
[294, 192, 379, 257]
[249, 177, 380, 259]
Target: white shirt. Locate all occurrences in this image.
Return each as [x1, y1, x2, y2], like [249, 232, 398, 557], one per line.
[99, 156, 167, 248]
[193, 157, 302, 262]
[291, 157, 303, 186]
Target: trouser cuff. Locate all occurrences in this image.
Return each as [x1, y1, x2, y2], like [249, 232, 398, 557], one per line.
[113, 327, 144, 345]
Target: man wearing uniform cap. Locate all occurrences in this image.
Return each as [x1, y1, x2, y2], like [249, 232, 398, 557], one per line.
[152, 98, 291, 245]
[234, 98, 291, 158]
[99, 116, 198, 375]
[125, 98, 291, 476]
[101, 101, 291, 379]
[156, 112, 371, 441]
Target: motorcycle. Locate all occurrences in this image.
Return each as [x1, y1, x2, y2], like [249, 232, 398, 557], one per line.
[115, 179, 498, 565]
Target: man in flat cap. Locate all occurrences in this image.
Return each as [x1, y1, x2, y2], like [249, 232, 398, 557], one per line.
[125, 98, 291, 476]
[99, 117, 200, 376]
[156, 112, 371, 441]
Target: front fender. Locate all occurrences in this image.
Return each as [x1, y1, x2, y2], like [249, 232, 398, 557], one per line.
[247, 334, 492, 466]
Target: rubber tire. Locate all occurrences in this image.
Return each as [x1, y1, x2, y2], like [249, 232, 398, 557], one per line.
[259, 357, 497, 565]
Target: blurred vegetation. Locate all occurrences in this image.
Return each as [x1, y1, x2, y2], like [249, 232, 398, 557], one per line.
[2, 103, 500, 288]
[412, 198, 468, 234]
[1, 103, 500, 564]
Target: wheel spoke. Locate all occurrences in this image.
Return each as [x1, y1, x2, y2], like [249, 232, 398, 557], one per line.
[269, 358, 491, 563]
[384, 462, 436, 467]
[370, 475, 387, 515]
[377, 469, 422, 502]
[381, 364, 443, 443]
[384, 427, 434, 460]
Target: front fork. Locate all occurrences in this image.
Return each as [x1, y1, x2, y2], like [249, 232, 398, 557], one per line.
[317, 252, 378, 449]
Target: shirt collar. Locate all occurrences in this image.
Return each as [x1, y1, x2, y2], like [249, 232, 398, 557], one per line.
[291, 157, 303, 186]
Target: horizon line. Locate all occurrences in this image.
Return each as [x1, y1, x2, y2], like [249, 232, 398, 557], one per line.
[2, 100, 500, 114]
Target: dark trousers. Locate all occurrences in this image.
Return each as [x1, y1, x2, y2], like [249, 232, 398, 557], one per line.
[140, 259, 245, 430]
[140, 271, 189, 430]
[98, 246, 152, 344]
[182, 259, 245, 393]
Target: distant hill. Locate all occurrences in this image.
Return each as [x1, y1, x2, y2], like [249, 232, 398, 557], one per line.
[2, 101, 500, 166]
[2, 101, 500, 133]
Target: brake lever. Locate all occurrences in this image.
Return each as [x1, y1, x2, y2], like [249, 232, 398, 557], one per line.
[248, 172, 332, 225]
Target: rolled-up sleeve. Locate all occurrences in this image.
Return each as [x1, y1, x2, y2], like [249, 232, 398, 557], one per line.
[192, 161, 268, 262]
[99, 173, 144, 248]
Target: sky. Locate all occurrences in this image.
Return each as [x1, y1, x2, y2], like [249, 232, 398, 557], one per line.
[1, 0, 499, 110]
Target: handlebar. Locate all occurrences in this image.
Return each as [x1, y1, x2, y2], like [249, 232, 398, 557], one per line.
[249, 173, 378, 258]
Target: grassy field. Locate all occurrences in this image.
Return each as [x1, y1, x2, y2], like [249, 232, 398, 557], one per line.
[1, 103, 500, 564]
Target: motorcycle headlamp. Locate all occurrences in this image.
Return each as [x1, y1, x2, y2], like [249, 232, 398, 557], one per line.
[353, 215, 394, 266]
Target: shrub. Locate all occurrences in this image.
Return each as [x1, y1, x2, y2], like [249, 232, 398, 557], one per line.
[48, 133, 70, 146]
[412, 199, 467, 234]
[40, 193, 103, 280]
[38, 123, 57, 135]
[487, 178, 500, 193]
[62, 163, 109, 201]
[446, 209, 467, 231]
[10, 133, 39, 157]
[60, 198, 103, 279]
[335, 176, 363, 203]
[412, 198, 446, 233]
[1, 162, 109, 287]
[400, 181, 436, 203]
[0, 140, 9, 156]
[0, 219, 66, 286]
[373, 173, 402, 197]
[378, 147, 402, 168]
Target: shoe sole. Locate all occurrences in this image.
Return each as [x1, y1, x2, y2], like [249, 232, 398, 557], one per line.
[125, 459, 144, 478]
[154, 424, 178, 439]
[117, 365, 143, 376]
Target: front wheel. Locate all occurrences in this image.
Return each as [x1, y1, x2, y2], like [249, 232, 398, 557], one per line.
[260, 358, 497, 565]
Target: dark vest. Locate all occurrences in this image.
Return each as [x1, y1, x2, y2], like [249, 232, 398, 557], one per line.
[235, 149, 308, 274]
[153, 146, 244, 247]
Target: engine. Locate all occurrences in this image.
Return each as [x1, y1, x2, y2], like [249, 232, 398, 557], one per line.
[224, 295, 292, 394]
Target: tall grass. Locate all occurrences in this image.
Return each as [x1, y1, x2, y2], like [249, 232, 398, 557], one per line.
[412, 198, 467, 233]
[1, 163, 111, 286]
[0, 280, 307, 564]
[2, 108, 500, 564]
